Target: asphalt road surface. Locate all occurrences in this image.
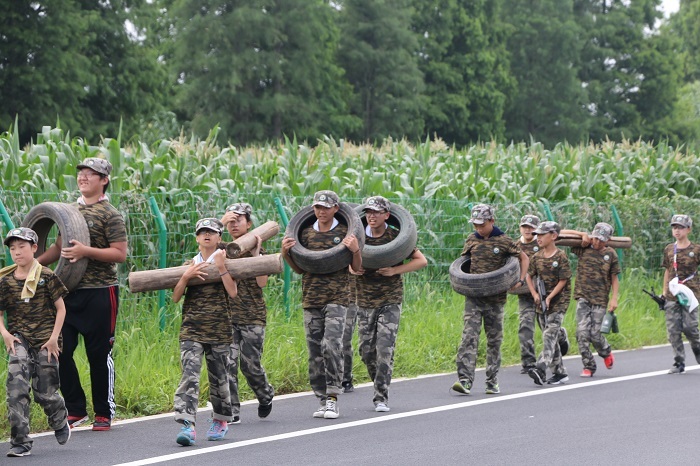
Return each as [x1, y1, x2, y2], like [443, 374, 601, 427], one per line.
[3, 343, 699, 465]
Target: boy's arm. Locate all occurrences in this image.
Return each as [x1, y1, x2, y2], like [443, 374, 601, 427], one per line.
[662, 269, 670, 296]
[545, 279, 568, 309]
[376, 249, 428, 276]
[213, 249, 238, 299]
[560, 229, 590, 247]
[518, 251, 529, 284]
[609, 274, 619, 311]
[60, 240, 127, 264]
[252, 236, 268, 288]
[38, 236, 62, 265]
[281, 237, 305, 274]
[0, 311, 20, 356]
[41, 297, 67, 363]
[342, 234, 363, 273]
[172, 262, 208, 303]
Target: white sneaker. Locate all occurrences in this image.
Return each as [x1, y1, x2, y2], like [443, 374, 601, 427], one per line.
[312, 406, 326, 418]
[323, 398, 339, 419]
[375, 402, 390, 412]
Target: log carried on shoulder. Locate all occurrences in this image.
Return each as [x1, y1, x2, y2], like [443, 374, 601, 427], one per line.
[128, 254, 283, 293]
[556, 233, 632, 249]
[225, 220, 280, 258]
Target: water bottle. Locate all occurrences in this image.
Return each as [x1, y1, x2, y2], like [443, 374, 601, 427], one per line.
[601, 311, 614, 334]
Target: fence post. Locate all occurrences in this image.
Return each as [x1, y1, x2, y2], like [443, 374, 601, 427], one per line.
[610, 204, 624, 272]
[148, 196, 168, 330]
[0, 198, 16, 266]
[540, 200, 555, 221]
[274, 197, 292, 320]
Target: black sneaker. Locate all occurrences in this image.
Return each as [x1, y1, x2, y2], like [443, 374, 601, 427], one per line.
[7, 445, 31, 457]
[55, 422, 71, 445]
[258, 401, 272, 418]
[342, 381, 354, 393]
[450, 380, 471, 395]
[668, 363, 685, 374]
[559, 327, 570, 357]
[546, 373, 570, 385]
[528, 367, 546, 386]
[227, 416, 241, 425]
[521, 365, 535, 374]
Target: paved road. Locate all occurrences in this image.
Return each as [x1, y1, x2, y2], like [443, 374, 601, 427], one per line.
[4, 344, 699, 465]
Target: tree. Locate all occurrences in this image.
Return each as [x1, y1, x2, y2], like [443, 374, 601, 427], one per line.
[412, 0, 512, 145]
[337, 0, 425, 142]
[670, 0, 700, 81]
[171, 0, 358, 145]
[503, 0, 589, 146]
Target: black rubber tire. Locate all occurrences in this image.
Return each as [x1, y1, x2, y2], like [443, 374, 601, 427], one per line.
[21, 202, 91, 291]
[285, 203, 364, 274]
[354, 203, 418, 269]
[449, 255, 521, 298]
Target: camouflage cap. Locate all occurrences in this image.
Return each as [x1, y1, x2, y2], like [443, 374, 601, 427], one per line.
[363, 195, 391, 212]
[77, 157, 112, 176]
[590, 222, 614, 242]
[671, 214, 692, 229]
[195, 218, 224, 235]
[4, 227, 39, 246]
[534, 221, 561, 235]
[520, 215, 540, 228]
[226, 202, 253, 216]
[468, 204, 495, 224]
[312, 190, 339, 208]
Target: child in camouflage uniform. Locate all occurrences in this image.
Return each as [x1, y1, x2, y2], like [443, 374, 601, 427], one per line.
[220, 203, 274, 423]
[661, 214, 700, 374]
[451, 204, 529, 395]
[341, 275, 358, 393]
[172, 218, 238, 446]
[526, 221, 572, 386]
[281, 190, 362, 419]
[561, 223, 619, 377]
[0, 228, 71, 457]
[516, 215, 540, 374]
[353, 196, 427, 412]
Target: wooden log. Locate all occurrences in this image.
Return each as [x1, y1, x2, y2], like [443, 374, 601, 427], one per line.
[556, 234, 632, 249]
[225, 220, 280, 258]
[128, 254, 283, 293]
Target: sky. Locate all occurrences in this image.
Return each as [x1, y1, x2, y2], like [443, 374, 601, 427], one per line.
[660, 0, 680, 17]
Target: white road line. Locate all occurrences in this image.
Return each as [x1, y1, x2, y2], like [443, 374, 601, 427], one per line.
[115, 365, 699, 466]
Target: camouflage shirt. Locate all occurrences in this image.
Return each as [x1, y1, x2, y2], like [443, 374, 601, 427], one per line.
[355, 227, 406, 308]
[75, 200, 127, 288]
[461, 229, 521, 304]
[224, 246, 267, 326]
[661, 242, 700, 301]
[572, 246, 620, 306]
[528, 248, 571, 315]
[179, 262, 233, 344]
[0, 268, 68, 349]
[299, 223, 350, 309]
[517, 238, 541, 259]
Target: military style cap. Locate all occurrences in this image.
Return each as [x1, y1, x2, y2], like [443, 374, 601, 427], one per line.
[312, 190, 339, 208]
[468, 204, 495, 224]
[77, 157, 112, 176]
[520, 215, 540, 228]
[590, 222, 614, 242]
[195, 218, 224, 235]
[534, 221, 561, 235]
[671, 214, 692, 229]
[363, 196, 391, 212]
[226, 202, 253, 216]
[4, 227, 39, 246]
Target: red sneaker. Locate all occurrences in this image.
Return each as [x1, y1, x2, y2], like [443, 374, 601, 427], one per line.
[580, 369, 593, 378]
[604, 352, 615, 369]
[92, 416, 111, 431]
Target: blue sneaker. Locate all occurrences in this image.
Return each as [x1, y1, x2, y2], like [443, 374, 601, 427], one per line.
[176, 420, 196, 446]
[206, 419, 228, 441]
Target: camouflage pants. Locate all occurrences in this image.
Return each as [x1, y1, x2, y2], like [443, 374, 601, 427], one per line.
[174, 340, 232, 424]
[535, 312, 566, 376]
[518, 295, 537, 369]
[7, 337, 67, 449]
[664, 300, 700, 366]
[456, 297, 504, 386]
[342, 302, 359, 384]
[228, 324, 274, 416]
[575, 299, 611, 372]
[357, 303, 402, 404]
[303, 304, 347, 399]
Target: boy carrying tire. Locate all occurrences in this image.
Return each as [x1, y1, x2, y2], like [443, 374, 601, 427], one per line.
[526, 221, 572, 386]
[281, 190, 362, 419]
[451, 204, 529, 396]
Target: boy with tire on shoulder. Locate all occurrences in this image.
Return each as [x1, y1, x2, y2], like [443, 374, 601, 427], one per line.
[281, 190, 362, 419]
[451, 204, 529, 396]
[560, 223, 619, 377]
[352, 196, 427, 412]
[172, 218, 238, 446]
[526, 221, 572, 386]
[220, 202, 274, 424]
[0, 228, 71, 457]
[660, 214, 700, 374]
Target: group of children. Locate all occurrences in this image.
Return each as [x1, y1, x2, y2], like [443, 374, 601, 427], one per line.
[2, 176, 699, 456]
